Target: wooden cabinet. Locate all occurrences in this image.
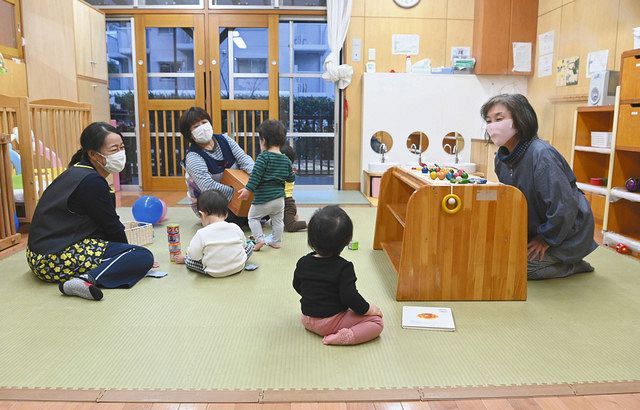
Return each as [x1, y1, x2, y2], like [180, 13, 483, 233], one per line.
[616, 104, 640, 149]
[620, 51, 640, 102]
[373, 167, 527, 301]
[77, 77, 109, 122]
[22, 0, 108, 118]
[22, 0, 79, 101]
[74, 1, 107, 81]
[602, 49, 640, 258]
[473, 0, 538, 75]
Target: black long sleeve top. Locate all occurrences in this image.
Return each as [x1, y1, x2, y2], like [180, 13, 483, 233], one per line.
[67, 161, 127, 244]
[293, 252, 370, 318]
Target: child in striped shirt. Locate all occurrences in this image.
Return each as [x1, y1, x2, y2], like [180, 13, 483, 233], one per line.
[238, 120, 295, 251]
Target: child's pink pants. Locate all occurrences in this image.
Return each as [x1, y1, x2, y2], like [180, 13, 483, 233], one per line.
[301, 310, 384, 345]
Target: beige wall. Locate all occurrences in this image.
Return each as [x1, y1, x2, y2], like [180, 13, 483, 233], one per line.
[528, 0, 640, 160]
[344, 0, 474, 188]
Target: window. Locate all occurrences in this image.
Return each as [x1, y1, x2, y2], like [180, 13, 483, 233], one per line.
[279, 20, 334, 185]
[210, 0, 325, 9]
[107, 19, 140, 185]
[86, 0, 202, 9]
[0, 0, 22, 58]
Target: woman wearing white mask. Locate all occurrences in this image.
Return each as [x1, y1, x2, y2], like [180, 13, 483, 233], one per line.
[26, 122, 156, 300]
[481, 94, 597, 280]
[180, 107, 254, 223]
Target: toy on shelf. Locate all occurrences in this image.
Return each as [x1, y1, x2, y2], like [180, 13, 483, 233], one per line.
[616, 243, 631, 255]
[418, 164, 483, 184]
[589, 177, 606, 186]
[625, 177, 639, 192]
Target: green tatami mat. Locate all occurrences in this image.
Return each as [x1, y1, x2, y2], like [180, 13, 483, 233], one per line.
[1, 206, 640, 392]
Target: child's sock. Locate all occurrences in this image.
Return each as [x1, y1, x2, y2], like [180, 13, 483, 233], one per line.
[59, 278, 103, 301]
[322, 328, 355, 345]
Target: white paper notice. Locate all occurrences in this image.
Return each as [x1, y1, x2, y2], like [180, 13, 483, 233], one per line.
[587, 49, 609, 78]
[538, 31, 554, 55]
[392, 34, 419, 55]
[538, 54, 553, 78]
[513, 42, 532, 72]
[451, 46, 471, 63]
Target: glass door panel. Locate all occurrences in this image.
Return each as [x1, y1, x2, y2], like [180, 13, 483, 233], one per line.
[279, 20, 335, 186]
[210, 15, 278, 152]
[136, 14, 205, 190]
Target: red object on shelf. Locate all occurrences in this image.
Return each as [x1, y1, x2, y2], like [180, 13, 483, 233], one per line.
[616, 243, 631, 255]
[589, 177, 605, 186]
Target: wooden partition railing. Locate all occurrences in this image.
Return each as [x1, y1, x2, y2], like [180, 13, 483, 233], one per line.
[28, 99, 91, 201]
[0, 132, 21, 251]
[0, 95, 91, 222]
[222, 109, 268, 159]
[0, 95, 35, 221]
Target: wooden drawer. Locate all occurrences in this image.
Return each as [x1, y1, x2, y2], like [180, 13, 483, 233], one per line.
[621, 53, 640, 101]
[616, 104, 640, 149]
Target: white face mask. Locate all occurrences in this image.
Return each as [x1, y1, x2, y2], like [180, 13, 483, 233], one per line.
[192, 122, 213, 144]
[98, 150, 126, 174]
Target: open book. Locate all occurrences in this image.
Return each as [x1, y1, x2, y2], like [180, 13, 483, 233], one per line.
[402, 306, 455, 331]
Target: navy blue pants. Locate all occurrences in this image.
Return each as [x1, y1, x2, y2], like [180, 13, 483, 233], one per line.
[86, 242, 154, 288]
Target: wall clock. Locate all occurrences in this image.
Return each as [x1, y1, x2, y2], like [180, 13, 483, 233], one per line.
[394, 0, 420, 8]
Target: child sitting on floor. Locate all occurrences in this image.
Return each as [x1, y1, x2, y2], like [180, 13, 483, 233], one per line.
[238, 120, 295, 251]
[279, 144, 307, 232]
[174, 190, 255, 277]
[293, 205, 384, 345]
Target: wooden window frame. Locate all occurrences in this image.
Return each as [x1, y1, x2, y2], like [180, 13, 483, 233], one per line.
[0, 0, 23, 59]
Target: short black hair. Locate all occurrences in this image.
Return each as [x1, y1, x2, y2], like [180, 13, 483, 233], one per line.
[280, 144, 296, 163]
[307, 205, 353, 257]
[197, 190, 228, 217]
[480, 94, 538, 142]
[258, 119, 286, 148]
[180, 107, 213, 144]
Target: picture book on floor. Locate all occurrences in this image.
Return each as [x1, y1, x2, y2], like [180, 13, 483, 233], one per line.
[401, 306, 455, 331]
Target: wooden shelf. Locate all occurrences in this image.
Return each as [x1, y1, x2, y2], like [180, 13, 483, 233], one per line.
[603, 231, 640, 257]
[387, 203, 407, 228]
[577, 105, 615, 113]
[576, 182, 608, 196]
[373, 168, 527, 301]
[616, 145, 640, 153]
[549, 94, 588, 103]
[620, 98, 640, 105]
[380, 241, 402, 273]
[574, 145, 611, 154]
[610, 188, 640, 203]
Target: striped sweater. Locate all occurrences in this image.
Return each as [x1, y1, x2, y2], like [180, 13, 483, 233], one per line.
[245, 151, 295, 204]
[184, 135, 254, 201]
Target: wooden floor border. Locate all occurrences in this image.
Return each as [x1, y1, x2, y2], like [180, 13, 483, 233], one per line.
[1, 381, 640, 403]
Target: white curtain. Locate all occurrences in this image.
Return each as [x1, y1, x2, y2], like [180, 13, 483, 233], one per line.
[322, 0, 353, 90]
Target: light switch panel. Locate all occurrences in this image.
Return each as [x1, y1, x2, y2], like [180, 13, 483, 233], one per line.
[352, 38, 362, 62]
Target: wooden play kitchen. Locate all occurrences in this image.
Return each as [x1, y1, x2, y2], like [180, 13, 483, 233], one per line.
[374, 166, 528, 301]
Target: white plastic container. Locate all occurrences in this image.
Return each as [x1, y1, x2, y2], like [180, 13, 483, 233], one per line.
[405, 55, 412, 73]
[634, 27, 640, 49]
[591, 131, 613, 148]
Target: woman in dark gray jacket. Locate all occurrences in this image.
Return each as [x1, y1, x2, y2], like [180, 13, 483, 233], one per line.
[481, 94, 597, 280]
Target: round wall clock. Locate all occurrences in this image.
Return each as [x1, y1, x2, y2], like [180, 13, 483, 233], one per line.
[394, 0, 420, 8]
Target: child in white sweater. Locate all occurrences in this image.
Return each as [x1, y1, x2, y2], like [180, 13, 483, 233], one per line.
[174, 190, 255, 277]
